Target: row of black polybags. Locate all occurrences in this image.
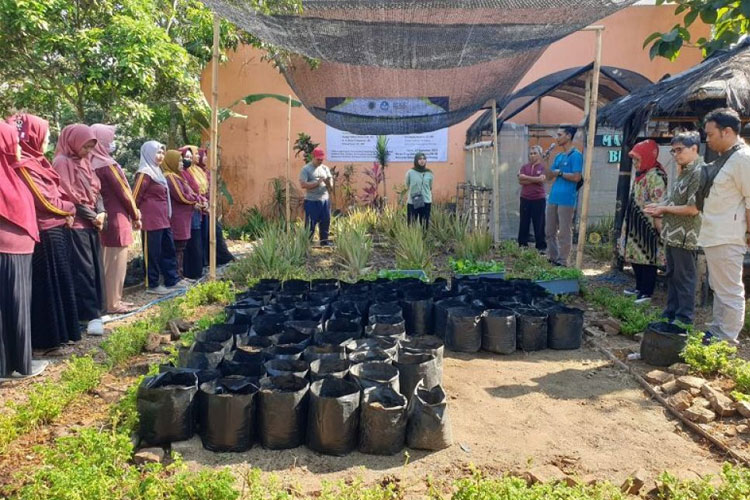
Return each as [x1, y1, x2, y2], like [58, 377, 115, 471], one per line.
[136, 276, 582, 455]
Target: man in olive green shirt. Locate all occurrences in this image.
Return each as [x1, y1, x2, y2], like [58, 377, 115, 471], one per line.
[645, 131, 702, 324]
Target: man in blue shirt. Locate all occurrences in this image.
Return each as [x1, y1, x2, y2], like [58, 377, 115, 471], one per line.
[544, 125, 583, 266]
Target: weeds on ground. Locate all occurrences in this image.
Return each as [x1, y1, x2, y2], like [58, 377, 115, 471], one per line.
[101, 318, 157, 367]
[656, 463, 750, 500]
[682, 332, 737, 376]
[226, 222, 310, 283]
[182, 280, 235, 311]
[586, 287, 660, 336]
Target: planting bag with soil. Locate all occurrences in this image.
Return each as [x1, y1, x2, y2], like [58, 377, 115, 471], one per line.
[219, 352, 267, 381]
[260, 303, 294, 318]
[399, 335, 444, 378]
[251, 313, 288, 338]
[444, 307, 483, 353]
[369, 302, 403, 323]
[365, 318, 406, 338]
[309, 358, 351, 381]
[284, 320, 322, 337]
[234, 338, 273, 366]
[225, 299, 263, 325]
[179, 341, 225, 370]
[311, 278, 339, 292]
[406, 383, 453, 451]
[394, 351, 440, 402]
[303, 344, 347, 363]
[258, 375, 310, 449]
[198, 377, 258, 452]
[401, 290, 434, 336]
[137, 371, 198, 446]
[282, 279, 310, 294]
[263, 344, 305, 361]
[317, 318, 362, 344]
[307, 378, 361, 456]
[359, 386, 407, 455]
[516, 307, 548, 351]
[481, 308, 516, 354]
[350, 361, 400, 392]
[293, 301, 329, 322]
[194, 328, 234, 355]
[345, 337, 398, 359]
[159, 363, 220, 385]
[348, 347, 392, 365]
[265, 358, 309, 378]
[547, 306, 584, 350]
[337, 293, 370, 318]
[433, 297, 469, 339]
[640, 321, 688, 367]
[330, 300, 365, 323]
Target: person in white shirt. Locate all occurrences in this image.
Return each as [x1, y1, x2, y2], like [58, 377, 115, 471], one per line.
[699, 108, 750, 344]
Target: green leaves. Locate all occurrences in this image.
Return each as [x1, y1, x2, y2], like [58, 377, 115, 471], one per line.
[644, 0, 750, 60]
[449, 258, 505, 274]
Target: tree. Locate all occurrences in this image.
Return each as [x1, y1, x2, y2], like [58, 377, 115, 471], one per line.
[645, 0, 750, 60]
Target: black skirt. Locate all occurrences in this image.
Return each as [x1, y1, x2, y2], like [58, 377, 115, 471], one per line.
[70, 228, 106, 321]
[0, 252, 32, 377]
[31, 227, 81, 349]
[183, 227, 203, 279]
[201, 215, 234, 267]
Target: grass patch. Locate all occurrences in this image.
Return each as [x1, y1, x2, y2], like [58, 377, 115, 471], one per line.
[181, 280, 235, 311]
[586, 287, 660, 336]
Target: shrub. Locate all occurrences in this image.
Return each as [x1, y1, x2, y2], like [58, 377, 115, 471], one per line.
[394, 221, 433, 272]
[224, 206, 267, 241]
[681, 332, 737, 376]
[455, 230, 493, 261]
[182, 280, 235, 311]
[335, 219, 373, 280]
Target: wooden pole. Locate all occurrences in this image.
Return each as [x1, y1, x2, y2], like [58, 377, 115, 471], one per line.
[286, 94, 292, 232]
[575, 27, 604, 270]
[491, 99, 500, 242]
[208, 13, 220, 280]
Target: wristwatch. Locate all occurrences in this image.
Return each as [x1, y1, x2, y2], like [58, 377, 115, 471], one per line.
[557, 170, 563, 178]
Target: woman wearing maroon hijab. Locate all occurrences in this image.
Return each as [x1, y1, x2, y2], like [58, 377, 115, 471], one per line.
[11, 113, 81, 352]
[0, 121, 48, 378]
[53, 124, 107, 335]
[91, 124, 141, 314]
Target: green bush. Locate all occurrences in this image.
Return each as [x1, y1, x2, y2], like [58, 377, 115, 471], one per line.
[182, 280, 235, 311]
[224, 206, 267, 241]
[335, 219, 373, 280]
[455, 230, 493, 261]
[681, 332, 737, 376]
[394, 221, 433, 272]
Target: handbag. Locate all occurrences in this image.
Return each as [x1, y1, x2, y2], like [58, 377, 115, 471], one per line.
[410, 172, 427, 209]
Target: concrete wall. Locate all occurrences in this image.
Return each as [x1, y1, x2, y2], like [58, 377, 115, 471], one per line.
[202, 4, 708, 223]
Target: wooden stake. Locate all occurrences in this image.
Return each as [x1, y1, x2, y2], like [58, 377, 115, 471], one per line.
[286, 94, 292, 232]
[575, 27, 604, 270]
[208, 13, 220, 280]
[491, 99, 500, 242]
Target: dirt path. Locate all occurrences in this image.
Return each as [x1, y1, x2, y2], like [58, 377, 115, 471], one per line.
[175, 344, 724, 497]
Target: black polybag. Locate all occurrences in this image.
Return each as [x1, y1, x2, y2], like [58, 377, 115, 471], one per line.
[344, 337, 399, 359]
[309, 358, 351, 381]
[516, 307, 548, 351]
[159, 363, 220, 385]
[369, 302, 403, 323]
[282, 279, 310, 294]
[265, 358, 309, 378]
[137, 371, 198, 446]
[293, 301, 329, 322]
[444, 307, 483, 353]
[179, 341, 225, 370]
[358, 386, 407, 455]
[394, 351, 440, 402]
[263, 344, 305, 361]
[195, 328, 234, 355]
[365, 318, 406, 338]
[481, 308, 517, 354]
[225, 299, 263, 325]
[348, 348, 392, 365]
[220, 351, 267, 381]
[197, 376, 258, 452]
[548, 306, 584, 350]
[316, 318, 362, 344]
[399, 335, 444, 380]
[349, 361, 400, 392]
[257, 375, 309, 449]
[276, 331, 313, 350]
[401, 290, 434, 336]
[284, 320, 322, 337]
[251, 313, 288, 338]
[303, 344, 347, 363]
[307, 378, 361, 456]
[406, 382, 453, 451]
[433, 297, 468, 339]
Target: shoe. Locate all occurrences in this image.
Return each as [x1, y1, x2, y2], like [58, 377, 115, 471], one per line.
[10, 359, 50, 379]
[623, 288, 639, 296]
[146, 285, 171, 295]
[87, 318, 104, 336]
[634, 294, 651, 305]
[170, 279, 191, 288]
[702, 330, 715, 346]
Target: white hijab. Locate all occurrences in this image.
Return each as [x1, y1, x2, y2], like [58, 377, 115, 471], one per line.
[137, 140, 171, 217]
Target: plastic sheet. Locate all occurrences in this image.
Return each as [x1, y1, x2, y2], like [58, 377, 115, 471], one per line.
[359, 386, 407, 455]
[258, 375, 309, 449]
[307, 378, 361, 456]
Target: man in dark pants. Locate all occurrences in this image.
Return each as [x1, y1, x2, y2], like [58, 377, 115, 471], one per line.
[299, 147, 333, 246]
[517, 145, 547, 251]
[644, 131, 702, 324]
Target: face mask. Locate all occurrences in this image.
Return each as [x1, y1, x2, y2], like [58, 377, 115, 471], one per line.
[108, 142, 117, 153]
[182, 159, 191, 168]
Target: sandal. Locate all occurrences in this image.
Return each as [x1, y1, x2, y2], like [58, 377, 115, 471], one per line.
[108, 305, 135, 315]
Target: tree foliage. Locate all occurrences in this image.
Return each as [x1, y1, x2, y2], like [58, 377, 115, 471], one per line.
[645, 0, 750, 60]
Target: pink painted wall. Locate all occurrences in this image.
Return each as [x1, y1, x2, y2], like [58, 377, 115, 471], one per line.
[203, 4, 707, 222]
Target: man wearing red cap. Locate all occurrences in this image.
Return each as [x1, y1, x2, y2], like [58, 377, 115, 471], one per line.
[299, 147, 333, 246]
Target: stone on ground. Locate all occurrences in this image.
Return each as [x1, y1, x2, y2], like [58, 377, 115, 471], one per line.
[676, 376, 706, 391]
[620, 469, 648, 495]
[700, 384, 736, 417]
[668, 391, 693, 412]
[644, 370, 674, 385]
[683, 405, 716, 424]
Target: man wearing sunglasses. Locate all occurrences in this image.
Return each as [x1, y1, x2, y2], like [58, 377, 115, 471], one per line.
[644, 131, 702, 325]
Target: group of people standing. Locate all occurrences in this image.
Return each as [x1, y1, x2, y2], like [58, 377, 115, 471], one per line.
[0, 113, 232, 379]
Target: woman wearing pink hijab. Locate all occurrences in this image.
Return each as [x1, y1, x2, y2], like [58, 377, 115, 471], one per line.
[91, 124, 141, 314]
[11, 114, 80, 352]
[53, 124, 107, 336]
[0, 120, 48, 378]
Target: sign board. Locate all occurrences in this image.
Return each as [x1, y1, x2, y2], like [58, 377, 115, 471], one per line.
[324, 97, 449, 162]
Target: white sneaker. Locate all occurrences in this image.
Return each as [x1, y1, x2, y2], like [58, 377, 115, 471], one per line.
[147, 285, 171, 295]
[10, 359, 49, 378]
[170, 279, 191, 289]
[87, 318, 104, 336]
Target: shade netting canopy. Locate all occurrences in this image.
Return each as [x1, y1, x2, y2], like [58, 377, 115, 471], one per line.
[465, 64, 652, 144]
[202, 0, 637, 135]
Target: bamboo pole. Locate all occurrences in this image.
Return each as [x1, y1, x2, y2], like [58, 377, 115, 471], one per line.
[574, 27, 604, 270]
[491, 99, 500, 242]
[286, 94, 292, 232]
[208, 13, 220, 280]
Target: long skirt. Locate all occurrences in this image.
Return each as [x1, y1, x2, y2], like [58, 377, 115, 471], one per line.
[70, 228, 106, 321]
[31, 227, 80, 349]
[201, 214, 234, 266]
[183, 228, 203, 279]
[0, 253, 32, 377]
